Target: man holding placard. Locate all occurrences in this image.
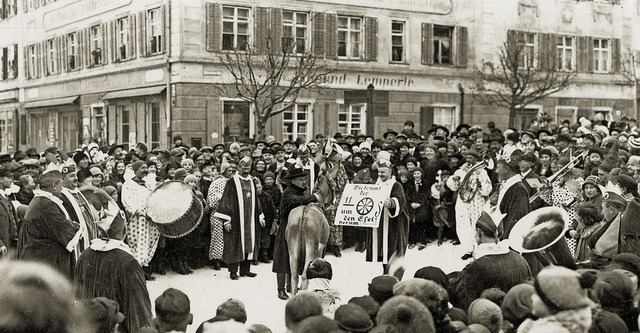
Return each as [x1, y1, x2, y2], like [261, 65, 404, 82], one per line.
[364, 159, 410, 280]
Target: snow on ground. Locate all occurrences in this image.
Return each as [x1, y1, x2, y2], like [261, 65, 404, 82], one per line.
[147, 240, 468, 333]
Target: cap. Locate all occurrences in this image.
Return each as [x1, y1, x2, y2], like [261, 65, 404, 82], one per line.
[155, 288, 190, 324]
[89, 166, 104, 177]
[170, 148, 185, 157]
[84, 297, 125, 328]
[285, 168, 309, 180]
[44, 146, 59, 154]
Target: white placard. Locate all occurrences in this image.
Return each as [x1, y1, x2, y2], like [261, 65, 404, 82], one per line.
[334, 184, 392, 228]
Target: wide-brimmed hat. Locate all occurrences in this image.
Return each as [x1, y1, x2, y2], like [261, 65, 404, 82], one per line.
[383, 129, 398, 139]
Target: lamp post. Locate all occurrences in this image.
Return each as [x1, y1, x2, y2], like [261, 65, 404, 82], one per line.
[457, 83, 465, 124]
[367, 84, 374, 135]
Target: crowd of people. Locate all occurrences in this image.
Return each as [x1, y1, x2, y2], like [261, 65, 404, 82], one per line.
[2, 113, 640, 332]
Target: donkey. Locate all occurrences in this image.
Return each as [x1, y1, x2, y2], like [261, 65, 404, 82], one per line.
[286, 140, 347, 294]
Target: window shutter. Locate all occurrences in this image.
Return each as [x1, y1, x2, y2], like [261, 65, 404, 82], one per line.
[270, 8, 282, 54]
[60, 35, 67, 72]
[456, 26, 469, 68]
[206, 3, 221, 52]
[325, 13, 337, 59]
[23, 46, 29, 79]
[612, 38, 621, 74]
[547, 34, 557, 71]
[537, 33, 548, 70]
[160, 5, 166, 53]
[110, 20, 117, 62]
[138, 11, 146, 57]
[101, 22, 109, 64]
[128, 14, 136, 59]
[84, 28, 91, 67]
[253, 7, 268, 53]
[312, 12, 325, 57]
[364, 17, 377, 61]
[420, 106, 435, 134]
[1, 47, 7, 80]
[421, 23, 433, 65]
[0, 1, 4, 20]
[55, 36, 61, 72]
[41, 40, 48, 75]
[585, 37, 593, 73]
[576, 36, 587, 72]
[36, 42, 41, 78]
[12, 44, 17, 78]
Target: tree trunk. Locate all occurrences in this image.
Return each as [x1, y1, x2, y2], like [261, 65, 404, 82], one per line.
[509, 105, 518, 129]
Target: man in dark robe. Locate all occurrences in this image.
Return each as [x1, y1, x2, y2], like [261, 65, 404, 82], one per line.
[450, 210, 532, 311]
[519, 152, 546, 210]
[214, 156, 264, 280]
[272, 167, 319, 300]
[0, 166, 19, 257]
[75, 208, 153, 333]
[495, 155, 530, 240]
[59, 164, 100, 259]
[18, 170, 82, 279]
[365, 159, 410, 280]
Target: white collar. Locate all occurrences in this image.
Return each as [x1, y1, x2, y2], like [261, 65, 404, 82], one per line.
[473, 240, 511, 259]
[90, 238, 134, 257]
[375, 175, 396, 186]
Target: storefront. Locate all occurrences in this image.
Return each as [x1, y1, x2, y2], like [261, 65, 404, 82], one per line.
[23, 96, 80, 152]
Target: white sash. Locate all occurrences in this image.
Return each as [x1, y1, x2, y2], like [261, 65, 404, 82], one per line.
[233, 174, 256, 260]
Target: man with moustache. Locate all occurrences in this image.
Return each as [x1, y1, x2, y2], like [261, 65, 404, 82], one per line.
[121, 161, 161, 280]
[59, 164, 101, 259]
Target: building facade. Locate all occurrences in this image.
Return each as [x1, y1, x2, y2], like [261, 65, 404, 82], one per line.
[0, 0, 635, 152]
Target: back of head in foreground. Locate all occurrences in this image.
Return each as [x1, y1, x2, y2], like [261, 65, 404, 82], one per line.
[154, 288, 193, 333]
[0, 260, 80, 333]
[285, 292, 323, 330]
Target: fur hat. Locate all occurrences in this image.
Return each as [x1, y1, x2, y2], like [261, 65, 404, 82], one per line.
[467, 298, 503, 333]
[500, 283, 535, 324]
[368, 275, 399, 305]
[295, 315, 339, 333]
[392, 278, 449, 322]
[131, 160, 146, 172]
[534, 266, 596, 312]
[375, 295, 435, 333]
[594, 270, 635, 309]
[334, 304, 374, 332]
[348, 296, 380, 323]
[413, 266, 450, 292]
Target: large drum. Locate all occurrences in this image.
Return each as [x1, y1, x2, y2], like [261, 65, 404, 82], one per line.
[145, 180, 203, 238]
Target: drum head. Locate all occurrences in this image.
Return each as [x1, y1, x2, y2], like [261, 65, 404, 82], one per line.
[146, 180, 203, 238]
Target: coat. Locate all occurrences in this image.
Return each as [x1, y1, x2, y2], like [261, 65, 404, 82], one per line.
[450, 249, 531, 311]
[272, 183, 317, 274]
[366, 179, 410, 264]
[214, 174, 263, 263]
[499, 181, 531, 240]
[0, 194, 18, 251]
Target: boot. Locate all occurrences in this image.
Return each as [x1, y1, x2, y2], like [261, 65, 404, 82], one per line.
[260, 249, 272, 264]
[437, 227, 444, 246]
[278, 289, 290, 300]
[355, 242, 366, 252]
[330, 245, 342, 257]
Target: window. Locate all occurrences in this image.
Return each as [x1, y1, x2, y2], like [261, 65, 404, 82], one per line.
[0, 111, 13, 153]
[27, 44, 38, 78]
[593, 38, 610, 73]
[116, 16, 131, 61]
[391, 21, 405, 62]
[222, 6, 250, 51]
[282, 11, 308, 54]
[555, 106, 577, 124]
[67, 32, 80, 70]
[337, 16, 363, 59]
[147, 7, 163, 55]
[89, 25, 103, 66]
[593, 107, 613, 122]
[6, 0, 16, 17]
[338, 104, 366, 135]
[433, 106, 457, 132]
[433, 25, 453, 65]
[556, 36, 574, 71]
[45, 38, 57, 75]
[119, 105, 130, 151]
[518, 32, 536, 68]
[7, 45, 15, 78]
[283, 104, 311, 141]
[150, 102, 161, 149]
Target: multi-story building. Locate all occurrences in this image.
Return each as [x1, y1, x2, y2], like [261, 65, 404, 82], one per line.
[0, 0, 635, 152]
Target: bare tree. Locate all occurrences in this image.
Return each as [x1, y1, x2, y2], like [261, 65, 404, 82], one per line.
[473, 32, 576, 128]
[217, 35, 335, 138]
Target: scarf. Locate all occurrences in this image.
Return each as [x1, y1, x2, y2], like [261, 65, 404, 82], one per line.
[90, 238, 135, 257]
[33, 189, 70, 219]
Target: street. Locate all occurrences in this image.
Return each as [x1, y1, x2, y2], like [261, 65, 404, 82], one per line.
[147, 240, 468, 333]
